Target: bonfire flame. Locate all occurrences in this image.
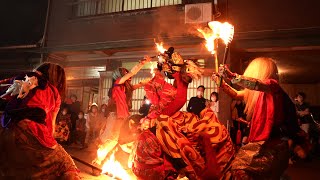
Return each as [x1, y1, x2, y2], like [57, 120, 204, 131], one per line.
[101, 152, 131, 180]
[96, 147, 108, 165]
[93, 140, 118, 165]
[93, 140, 132, 179]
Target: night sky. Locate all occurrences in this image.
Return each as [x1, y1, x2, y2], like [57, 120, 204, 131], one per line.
[0, 0, 48, 46]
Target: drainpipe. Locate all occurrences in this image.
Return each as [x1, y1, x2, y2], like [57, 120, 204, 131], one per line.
[40, 0, 51, 63]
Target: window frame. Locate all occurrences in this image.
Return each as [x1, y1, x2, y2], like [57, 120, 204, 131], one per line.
[70, 0, 185, 18]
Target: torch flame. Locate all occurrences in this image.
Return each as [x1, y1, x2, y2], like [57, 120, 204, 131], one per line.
[155, 42, 167, 54]
[218, 22, 234, 45]
[198, 21, 234, 53]
[149, 62, 157, 78]
[207, 21, 234, 45]
[197, 28, 217, 54]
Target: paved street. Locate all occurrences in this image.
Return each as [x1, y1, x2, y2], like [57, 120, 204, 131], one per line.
[284, 156, 320, 180]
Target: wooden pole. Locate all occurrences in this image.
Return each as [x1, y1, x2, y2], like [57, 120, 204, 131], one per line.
[71, 155, 102, 172]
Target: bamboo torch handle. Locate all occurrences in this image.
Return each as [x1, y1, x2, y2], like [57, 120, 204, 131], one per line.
[219, 45, 230, 87]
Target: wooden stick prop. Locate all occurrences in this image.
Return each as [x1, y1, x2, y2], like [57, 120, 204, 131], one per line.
[71, 155, 102, 172]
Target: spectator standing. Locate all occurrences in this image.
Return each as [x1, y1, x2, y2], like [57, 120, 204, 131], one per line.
[187, 85, 207, 117]
[54, 107, 72, 144]
[68, 95, 81, 143]
[85, 104, 105, 145]
[208, 92, 219, 118]
[139, 96, 151, 117]
[295, 92, 311, 134]
[100, 104, 108, 118]
[75, 111, 87, 148]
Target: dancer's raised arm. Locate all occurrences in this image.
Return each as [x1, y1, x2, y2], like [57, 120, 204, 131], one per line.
[118, 56, 151, 85]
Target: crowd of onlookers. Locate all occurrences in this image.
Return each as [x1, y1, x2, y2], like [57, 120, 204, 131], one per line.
[54, 94, 152, 149]
[54, 94, 107, 148]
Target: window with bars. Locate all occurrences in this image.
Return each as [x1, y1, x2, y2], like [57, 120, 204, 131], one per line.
[71, 0, 183, 17]
[99, 69, 217, 115]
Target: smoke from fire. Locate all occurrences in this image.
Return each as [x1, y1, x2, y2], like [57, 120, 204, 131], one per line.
[151, 7, 205, 42]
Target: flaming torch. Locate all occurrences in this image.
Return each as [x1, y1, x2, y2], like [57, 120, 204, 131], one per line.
[155, 41, 168, 62]
[152, 41, 168, 75]
[197, 26, 219, 73]
[210, 22, 234, 87]
[155, 42, 167, 54]
[198, 21, 234, 86]
[197, 27, 217, 55]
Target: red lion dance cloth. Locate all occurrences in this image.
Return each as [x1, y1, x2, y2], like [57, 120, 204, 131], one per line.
[132, 70, 235, 179]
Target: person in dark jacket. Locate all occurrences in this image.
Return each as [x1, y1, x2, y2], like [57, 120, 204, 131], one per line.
[139, 96, 151, 117]
[187, 85, 207, 117]
[75, 111, 87, 148]
[68, 94, 81, 143]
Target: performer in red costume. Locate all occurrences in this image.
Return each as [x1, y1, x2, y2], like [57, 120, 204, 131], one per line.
[142, 48, 203, 123]
[132, 48, 235, 180]
[0, 63, 80, 179]
[96, 56, 151, 152]
[213, 57, 300, 179]
[109, 56, 151, 120]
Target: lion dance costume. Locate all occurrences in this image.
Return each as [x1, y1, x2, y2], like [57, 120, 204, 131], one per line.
[132, 47, 235, 180]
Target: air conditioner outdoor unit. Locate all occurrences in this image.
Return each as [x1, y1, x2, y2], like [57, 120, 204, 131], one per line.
[185, 2, 212, 24]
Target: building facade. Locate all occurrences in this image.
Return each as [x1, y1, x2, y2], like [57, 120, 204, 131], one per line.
[45, 0, 320, 122]
[2, 0, 320, 122]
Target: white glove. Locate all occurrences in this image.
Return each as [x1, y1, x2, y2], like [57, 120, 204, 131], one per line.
[0, 81, 22, 98]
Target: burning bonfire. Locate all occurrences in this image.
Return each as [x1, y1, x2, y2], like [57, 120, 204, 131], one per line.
[100, 151, 131, 179]
[92, 139, 135, 179]
[91, 124, 137, 179]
